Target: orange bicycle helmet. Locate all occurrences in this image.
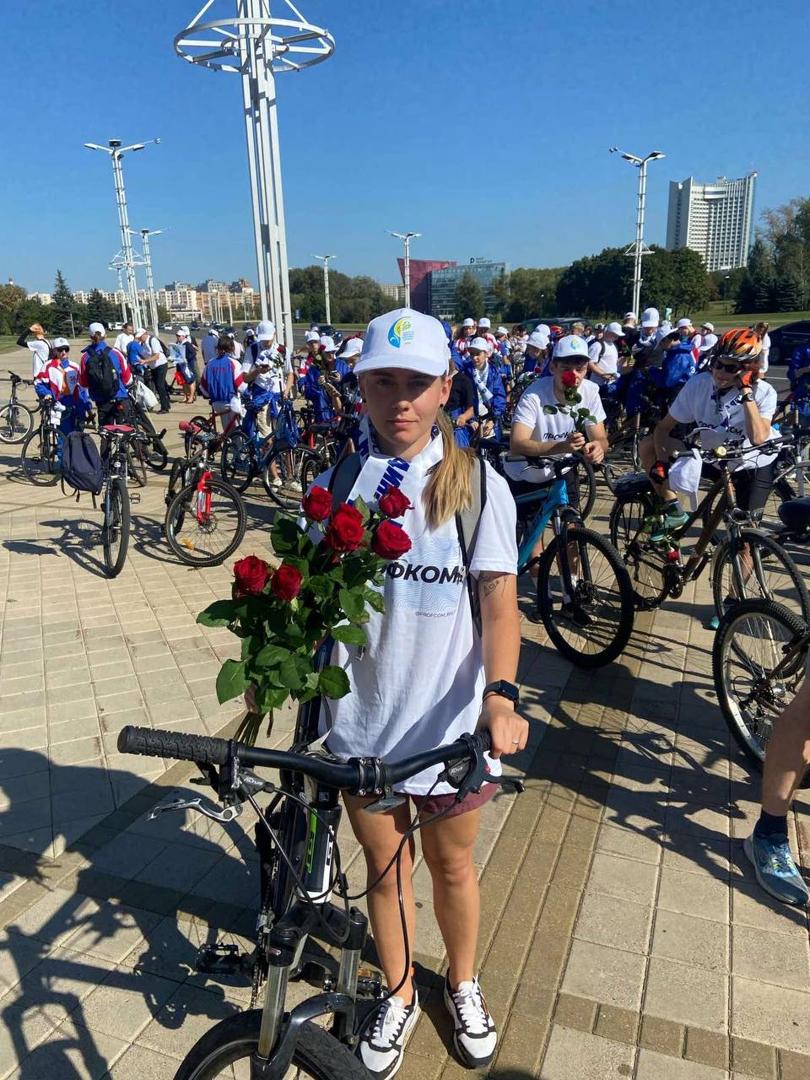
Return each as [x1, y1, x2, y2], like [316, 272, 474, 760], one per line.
[715, 328, 763, 363]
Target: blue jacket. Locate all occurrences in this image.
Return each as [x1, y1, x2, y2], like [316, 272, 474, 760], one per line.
[789, 344, 810, 398]
[303, 364, 336, 421]
[661, 340, 697, 390]
[82, 341, 131, 402]
[472, 361, 506, 419]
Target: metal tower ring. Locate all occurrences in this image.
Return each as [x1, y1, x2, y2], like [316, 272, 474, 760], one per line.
[174, 15, 335, 74]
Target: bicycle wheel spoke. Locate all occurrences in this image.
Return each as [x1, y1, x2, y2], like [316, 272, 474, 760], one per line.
[544, 536, 629, 658]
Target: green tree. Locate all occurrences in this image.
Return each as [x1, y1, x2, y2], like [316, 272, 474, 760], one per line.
[736, 238, 775, 314]
[500, 267, 564, 321]
[0, 283, 27, 334]
[453, 271, 484, 321]
[51, 269, 75, 331]
[86, 288, 118, 327]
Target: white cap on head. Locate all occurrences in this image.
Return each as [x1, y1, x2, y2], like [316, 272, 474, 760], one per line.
[552, 334, 590, 360]
[527, 329, 549, 350]
[537, 324, 551, 335]
[641, 307, 660, 328]
[468, 336, 492, 354]
[496, 326, 509, 336]
[320, 335, 337, 353]
[702, 321, 714, 332]
[354, 308, 450, 377]
[53, 337, 70, 349]
[624, 311, 638, 321]
[676, 317, 692, 329]
[256, 320, 276, 340]
[478, 317, 491, 329]
[462, 318, 476, 328]
[605, 321, 624, 337]
[179, 325, 190, 336]
[208, 326, 219, 335]
[340, 337, 364, 361]
[134, 327, 147, 338]
[305, 330, 321, 343]
[89, 322, 106, 337]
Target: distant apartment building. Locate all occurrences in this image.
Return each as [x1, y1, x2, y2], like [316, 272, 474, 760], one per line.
[30, 292, 53, 305]
[380, 283, 407, 305]
[157, 286, 202, 322]
[72, 290, 90, 305]
[666, 173, 757, 271]
[396, 259, 456, 314]
[428, 258, 509, 320]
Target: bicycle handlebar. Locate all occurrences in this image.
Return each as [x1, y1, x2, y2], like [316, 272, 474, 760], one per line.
[117, 724, 493, 794]
[670, 432, 793, 463]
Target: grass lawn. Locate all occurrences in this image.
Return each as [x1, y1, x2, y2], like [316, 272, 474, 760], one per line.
[0, 337, 18, 354]
[689, 302, 810, 330]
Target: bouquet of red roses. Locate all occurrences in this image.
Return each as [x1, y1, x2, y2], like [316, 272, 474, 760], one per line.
[197, 486, 413, 744]
[542, 369, 598, 433]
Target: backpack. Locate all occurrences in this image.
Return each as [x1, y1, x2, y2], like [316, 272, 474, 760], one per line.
[158, 338, 170, 358]
[61, 431, 104, 494]
[84, 346, 119, 402]
[662, 341, 697, 389]
[328, 451, 487, 634]
[205, 355, 235, 404]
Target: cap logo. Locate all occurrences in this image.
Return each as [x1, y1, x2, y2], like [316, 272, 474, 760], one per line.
[388, 317, 414, 349]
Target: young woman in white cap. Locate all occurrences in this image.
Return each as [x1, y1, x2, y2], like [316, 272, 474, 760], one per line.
[309, 308, 526, 1077]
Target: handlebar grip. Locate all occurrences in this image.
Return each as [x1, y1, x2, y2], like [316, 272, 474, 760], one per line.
[117, 725, 231, 765]
[475, 729, 493, 753]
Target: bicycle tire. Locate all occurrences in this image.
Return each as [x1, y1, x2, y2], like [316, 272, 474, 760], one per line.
[712, 598, 809, 774]
[261, 445, 311, 508]
[20, 426, 60, 485]
[126, 442, 148, 488]
[608, 492, 668, 609]
[220, 430, 257, 493]
[760, 474, 797, 529]
[103, 478, 130, 578]
[165, 477, 246, 567]
[0, 402, 34, 444]
[711, 528, 810, 624]
[536, 525, 635, 668]
[174, 1011, 368, 1080]
[300, 452, 329, 494]
[575, 457, 597, 522]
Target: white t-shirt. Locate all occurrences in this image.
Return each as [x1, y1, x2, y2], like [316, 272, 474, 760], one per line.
[312, 450, 518, 795]
[669, 372, 778, 469]
[24, 337, 51, 378]
[231, 339, 244, 361]
[114, 332, 133, 355]
[147, 336, 167, 369]
[588, 340, 619, 386]
[242, 347, 292, 395]
[695, 332, 718, 355]
[201, 333, 219, 365]
[509, 376, 606, 482]
[759, 332, 771, 374]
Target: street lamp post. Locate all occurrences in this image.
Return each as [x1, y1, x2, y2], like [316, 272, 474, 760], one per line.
[313, 254, 335, 324]
[130, 227, 163, 334]
[84, 138, 160, 329]
[389, 231, 421, 308]
[609, 147, 665, 316]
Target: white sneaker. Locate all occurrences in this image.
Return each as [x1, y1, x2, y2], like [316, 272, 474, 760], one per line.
[271, 476, 283, 489]
[357, 990, 420, 1079]
[444, 974, 497, 1067]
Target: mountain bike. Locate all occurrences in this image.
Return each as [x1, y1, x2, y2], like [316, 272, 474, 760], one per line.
[97, 424, 149, 577]
[478, 437, 598, 523]
[507, 453, 635, 668]
[220, 400, 316, 509]
[0, 371, 36, 443]
[116, 700, 522, 1079]
[164, 421, 247, 567]
[608, 436, 810, 625]
[127, 388, 169, 473]
[712, 597, 809, 779]
[19, 397, 61, 484]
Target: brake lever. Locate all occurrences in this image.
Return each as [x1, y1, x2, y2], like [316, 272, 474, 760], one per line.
[149, 794, 242, 823]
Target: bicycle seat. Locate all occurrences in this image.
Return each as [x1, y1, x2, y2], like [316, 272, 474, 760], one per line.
[478, 437, 507, 452]
[612, 471, 654, 498]
[778, 497, 810, 533]
[308, 421, 337, 434]
[8, 371, 20, 383]
[103, 424, 135, 434]
[179, 420, 202, 434]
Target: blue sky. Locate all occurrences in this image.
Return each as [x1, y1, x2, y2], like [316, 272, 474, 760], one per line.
[3, 0, 808, 293]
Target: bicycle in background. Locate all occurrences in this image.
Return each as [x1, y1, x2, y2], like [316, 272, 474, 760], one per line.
[0, 371, 36, 444]
[96, 423, 150, 577]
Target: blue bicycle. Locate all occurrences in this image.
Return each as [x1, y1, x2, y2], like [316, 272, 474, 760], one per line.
[506, 453, 635, 668]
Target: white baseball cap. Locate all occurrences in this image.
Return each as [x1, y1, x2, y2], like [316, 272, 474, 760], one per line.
[467, 336, 492, 354]
[641, 307, 660, 328]
[701, 321, 714, 332]
[179, 325, 190, 336]
[676, 318, 692, 329]
[340, 337, 363, 361]
[305, 330, 320, 343]
[256, 320, 276, 340]
[527, 329, 549, 350]
[88, 322, 106, 336]
[320, 335, 337, 353]
[537, 324, 551, 335]
[134, 327, 147, 338]
[605, 321, 625, 337]
[496, 326, 509, 336]
[478, 317, 491, 329]
[53, 337, 70, 349]
[553, 334, 589, 360]
[354, 308, 450, 377]
[624, 311, 638, 321]
[462, 318, 476, 328]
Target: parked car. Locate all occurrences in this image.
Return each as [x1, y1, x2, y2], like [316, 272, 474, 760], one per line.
[766, 321, 810, 365]
[520, 316, 586, 334]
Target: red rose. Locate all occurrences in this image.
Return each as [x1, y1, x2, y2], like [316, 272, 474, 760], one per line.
[378, 486, 412, 519]
[324, 503, 366, 553]
[233, 555, 271, 597]
[302, 485, 333, 522]
[561, 370, 578, 388]
[371, 520, 412, 560]
[271, 563, 303, 602]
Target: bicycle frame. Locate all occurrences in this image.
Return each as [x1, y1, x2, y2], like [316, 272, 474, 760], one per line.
[515, 475, 569, 573]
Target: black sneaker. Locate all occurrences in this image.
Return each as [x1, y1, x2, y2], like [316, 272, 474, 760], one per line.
[357, 990, 420, 1079]
[443, 975, 497, 1068]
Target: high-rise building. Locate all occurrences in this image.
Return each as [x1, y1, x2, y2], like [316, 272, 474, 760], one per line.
[396, 259, 456, 313]
[428, 258, 509, 320]
[666, 173, 757, 272]
[380, 283, 407, 304]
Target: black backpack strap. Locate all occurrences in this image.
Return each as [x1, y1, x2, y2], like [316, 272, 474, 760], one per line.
[456, 456, 487, 636]
[327, 451, 363, 507]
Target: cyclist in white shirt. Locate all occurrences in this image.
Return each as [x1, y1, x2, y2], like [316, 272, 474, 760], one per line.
[113, 322, 134, 356]
[588, 321, 623, 386]
[241, 320, 293, 438]
[694, 321, 718, 366]
[16, 323, 52, 378]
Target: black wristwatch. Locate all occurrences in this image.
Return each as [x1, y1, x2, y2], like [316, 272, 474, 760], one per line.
[740, 391, 754, 403]
[482, 680, 520, 707]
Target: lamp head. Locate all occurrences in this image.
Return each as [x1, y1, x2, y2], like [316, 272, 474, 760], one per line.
[109, 139, 122, 148]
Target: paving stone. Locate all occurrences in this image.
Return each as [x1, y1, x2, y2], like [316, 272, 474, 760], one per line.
[104, 1042, 180, 1079]
[553, 992, 597, 1032]
[635, 1048, 729, 1079]
[574, 890, 653, 954]
[539, 1023, 634, 1079]
[657, 866, 729, 923]
[594, 1004, 638, 1045]
[731, 1036, 777, 1078]
[644, 957, 728, 1032]
[585, 851, 659, 907]
[732, 923, 810, 990]
[639, 1014, 685, 1056]
[651, 909, 729, 972]
[561, 939, 646, 1010]
[685, 1026, 729, 1069]
[780, 1049, 810, 1080]
[731, 976, 810, 1054]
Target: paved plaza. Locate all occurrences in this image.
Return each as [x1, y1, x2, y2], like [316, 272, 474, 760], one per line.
[0, 343, 807, 1079]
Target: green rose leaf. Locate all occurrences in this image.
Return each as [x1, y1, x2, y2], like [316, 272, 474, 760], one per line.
[364, 588, 386, 614]
[307, 575, 333, 600]
[197, 599, 240, 627]
[339, 587, 369, 624]
[542, 405, 558, 415]
[278, 655, 305, 690]
[352, 495, 371, 523]
[216, 659, 248, 704]
[254, 643, 291, 667]
[318, 665, 351, 699]
[331, 624, 368, 646]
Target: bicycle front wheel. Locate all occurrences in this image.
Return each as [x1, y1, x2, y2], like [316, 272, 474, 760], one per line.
[712, 598, 808, 772]
[220, 430, 257, 493]
[20, 427, 60, 485]
[102, 478, 130, 577]
[165, 477, 246, 567]
[608, 492, 667, 609]
[711, 528, 810, 624]
[262, 445, 310, 509]
[536, 525, 635, 668]
[175, 1011, 368, 1080]
[0, 402, 34, 444]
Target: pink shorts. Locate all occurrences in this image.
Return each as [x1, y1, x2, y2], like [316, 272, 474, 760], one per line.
[408, 781, 498, 820]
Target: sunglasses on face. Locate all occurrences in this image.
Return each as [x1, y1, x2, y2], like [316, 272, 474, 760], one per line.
[712, 359, 742, 374]
[56, 347, 70, 354]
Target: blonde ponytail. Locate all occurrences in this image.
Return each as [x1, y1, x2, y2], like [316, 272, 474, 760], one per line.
[423, 411, 475, 528]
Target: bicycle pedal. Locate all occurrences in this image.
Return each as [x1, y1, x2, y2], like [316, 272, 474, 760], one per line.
[357, 971, 385, 999]
[194, 942, 245, 976]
